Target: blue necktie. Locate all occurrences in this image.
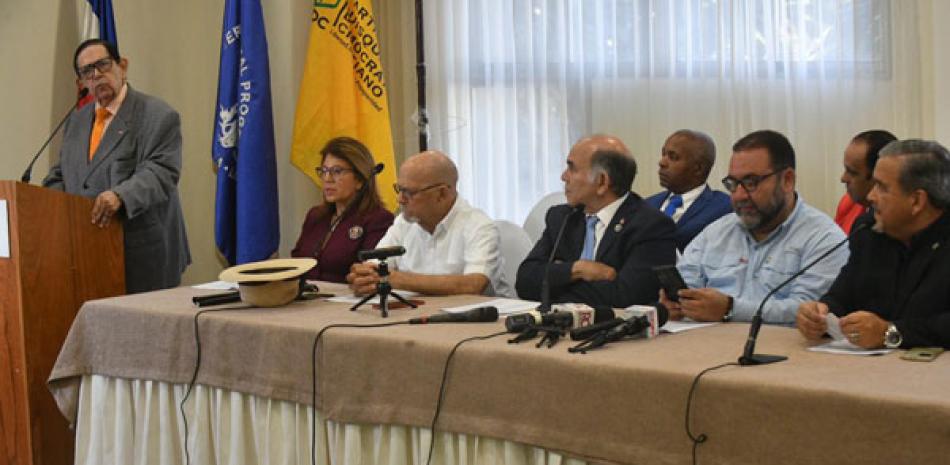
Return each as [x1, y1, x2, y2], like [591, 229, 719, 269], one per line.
[580, 215, 598, 260]
[663, 194, 683, 217]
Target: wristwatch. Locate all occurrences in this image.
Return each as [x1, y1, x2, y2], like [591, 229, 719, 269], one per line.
[722, 295, 734, 322]
[884, 323, 903, 349]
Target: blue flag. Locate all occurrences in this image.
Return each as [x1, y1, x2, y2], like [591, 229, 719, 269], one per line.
[87, 0, 118, 51]
[212, 0, 279, 265]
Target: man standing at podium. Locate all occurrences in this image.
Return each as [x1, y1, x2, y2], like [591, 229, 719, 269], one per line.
[43, 39, 190, 293]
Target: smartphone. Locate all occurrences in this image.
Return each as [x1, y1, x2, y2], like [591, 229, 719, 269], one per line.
[653, 265, 688, 302]
[900, 347, 944, 362]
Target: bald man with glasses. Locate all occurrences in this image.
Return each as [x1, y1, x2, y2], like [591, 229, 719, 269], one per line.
[347, 150, 511, 297]
[658, 130, 847, 325]
[43, 39, 190, 294]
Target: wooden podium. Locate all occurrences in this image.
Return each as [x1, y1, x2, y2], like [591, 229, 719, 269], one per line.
[0, 181, 124, 465]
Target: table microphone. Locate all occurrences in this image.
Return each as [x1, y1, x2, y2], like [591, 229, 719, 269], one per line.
[409, 306, 498, 324]
[606, 304, 670, 339]
[21, 88, 89, 183]
[357, 245, 406, 261]
[739, 222, 867, 366]
[506, 305, 614, 333]
[539, 204, 584, 313]
[569, 317, 624, 341]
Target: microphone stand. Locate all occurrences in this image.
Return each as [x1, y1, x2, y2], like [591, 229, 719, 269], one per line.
[350, 261, 416, 318]
[21, 89, 88, 183]
[738, 227, 859, 365]
[539, 205, 583, 313]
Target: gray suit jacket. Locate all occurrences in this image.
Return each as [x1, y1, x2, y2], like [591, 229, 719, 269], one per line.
[43, 85, 191, 293]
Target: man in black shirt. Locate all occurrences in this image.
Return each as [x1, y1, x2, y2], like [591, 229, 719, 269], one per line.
[797, 139, 950, 349]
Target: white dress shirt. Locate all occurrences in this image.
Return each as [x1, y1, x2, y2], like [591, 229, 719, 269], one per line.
[586, 193, 629, 258]
[658, 184, 706, 223]
[376, 196, 511, 297]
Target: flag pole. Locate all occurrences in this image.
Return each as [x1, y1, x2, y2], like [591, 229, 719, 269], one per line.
[414, 0, 428, 151]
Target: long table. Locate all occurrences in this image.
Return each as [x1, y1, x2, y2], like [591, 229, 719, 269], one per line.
[49, 283, 950, 465]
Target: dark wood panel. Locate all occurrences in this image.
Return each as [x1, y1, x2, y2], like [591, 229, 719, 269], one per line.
[0, 181, 124, 465]
[0, 182, 30, 465]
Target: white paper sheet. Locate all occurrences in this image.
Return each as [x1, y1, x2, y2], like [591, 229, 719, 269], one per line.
[444, 298, 539, 316]
[807, 339, 893, 356]
[825, 312, 846, 341]
[660, 320, 719, 333]
[191, 281, 238, 290]
[0, 200, 8, 258]
[806, 312, 893, 355]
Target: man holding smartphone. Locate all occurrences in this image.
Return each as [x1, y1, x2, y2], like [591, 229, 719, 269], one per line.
[659, 130, 847, 324]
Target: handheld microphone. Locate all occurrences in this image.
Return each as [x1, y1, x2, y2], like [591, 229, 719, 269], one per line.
[567, 305, 669, 353]
[409, 306, 498, 324]
[569, 317, 624, 341]
[358, 245, 406, 261]
[539, 205, 584, 313]
[607, 303, 669, 339]
[738, 222, 866, 366]
[21, 88, 90, 183]
[506, 305, 614, 333]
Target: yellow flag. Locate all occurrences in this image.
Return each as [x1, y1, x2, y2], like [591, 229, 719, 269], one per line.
[292, 0, 397, 210]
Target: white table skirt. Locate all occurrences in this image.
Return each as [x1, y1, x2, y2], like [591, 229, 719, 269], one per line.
[74, 375, 592, 465]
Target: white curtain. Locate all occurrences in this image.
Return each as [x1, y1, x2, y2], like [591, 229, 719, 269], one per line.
[422, 0, 923, 224]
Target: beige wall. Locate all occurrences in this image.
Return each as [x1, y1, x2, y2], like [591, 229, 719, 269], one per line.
[1, 1, 948, 285]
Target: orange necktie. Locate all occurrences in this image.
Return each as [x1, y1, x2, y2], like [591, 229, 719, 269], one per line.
[88, 108, 111, 161]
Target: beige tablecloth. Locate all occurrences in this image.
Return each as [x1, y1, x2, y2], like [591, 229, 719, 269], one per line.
[49, 284, 950, 465]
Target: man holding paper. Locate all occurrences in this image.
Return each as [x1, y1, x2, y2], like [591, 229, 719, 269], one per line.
[797, 139, 950, 349]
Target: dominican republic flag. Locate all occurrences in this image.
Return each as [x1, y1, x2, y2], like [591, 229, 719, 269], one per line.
[211, 0, 279, 265]
[78, 0, 118, 107]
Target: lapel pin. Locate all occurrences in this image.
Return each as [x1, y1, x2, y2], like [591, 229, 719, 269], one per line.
[614, 218, 625, 232]
[349, 225, 364, 240]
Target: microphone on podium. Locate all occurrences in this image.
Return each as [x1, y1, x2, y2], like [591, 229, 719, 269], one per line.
[21, 88, 90, 184]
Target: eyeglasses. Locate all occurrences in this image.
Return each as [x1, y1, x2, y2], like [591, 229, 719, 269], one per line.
[78, 58, 114, 80]
[316, 166, 353, 179]
[393, 183, 444, 199]
[721, 169, 784, 193]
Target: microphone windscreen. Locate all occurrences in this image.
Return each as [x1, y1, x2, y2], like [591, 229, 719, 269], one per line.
[373, 163, 384, 174]
[78, 87, 90, 99]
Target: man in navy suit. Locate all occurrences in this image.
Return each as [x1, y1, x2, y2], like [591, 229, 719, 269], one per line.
[516, 135, 676, 308]
[646, 130, 732, 251]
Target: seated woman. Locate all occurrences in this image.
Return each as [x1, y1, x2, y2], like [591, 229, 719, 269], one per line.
[291, 137, 394, 282]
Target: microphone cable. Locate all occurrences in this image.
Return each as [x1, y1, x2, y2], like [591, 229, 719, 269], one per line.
[683, 361, 739, 465]
[426, 330, 509, 465]
[180, 304, 251, 465]
[310, 321, 410, 465]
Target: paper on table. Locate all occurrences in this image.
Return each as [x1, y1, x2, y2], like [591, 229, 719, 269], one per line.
[327, 290, 420, 304]
[807, 312, 893, 355]
[807, 339, 893, 356]
[661, 320, 719, 333]
[443, 298, 539, 316]
[192, 281, 238, 290]
[0, 200, 8, 258]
